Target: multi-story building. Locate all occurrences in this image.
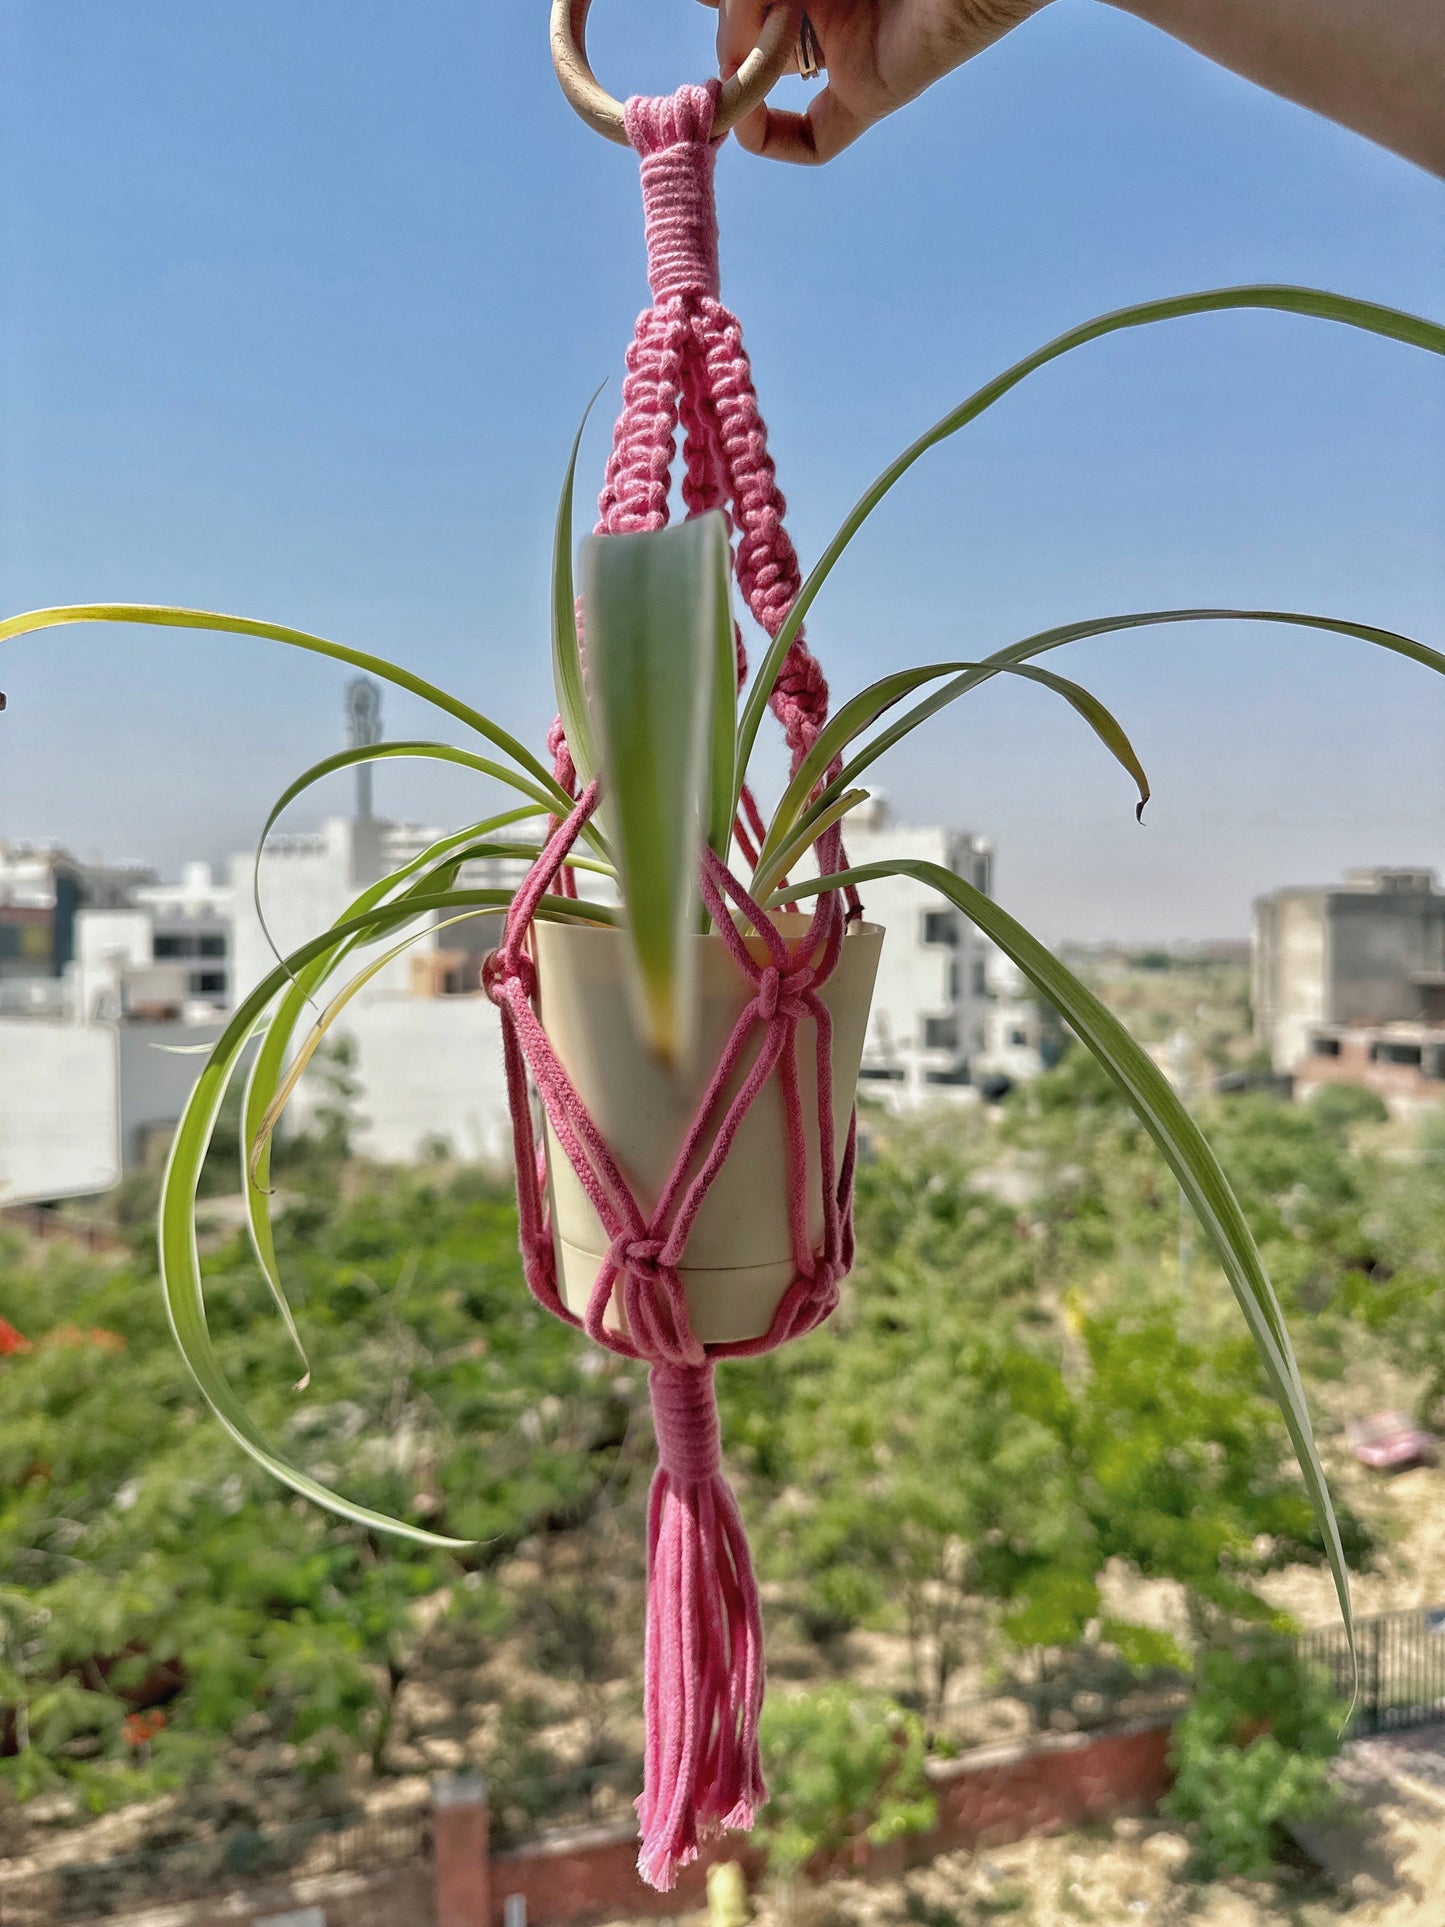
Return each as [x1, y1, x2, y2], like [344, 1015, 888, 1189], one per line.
[0, 843, 153, 1004]
[837, 800, 1036, 1108]
[1253, 867, 1445, 1110]
[4, 671, 1042, 1196]
[224, 810, 523, 1167]
[77, 862, 235, 1024]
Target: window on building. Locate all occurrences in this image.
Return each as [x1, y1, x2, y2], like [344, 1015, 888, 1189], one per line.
[971, 960, 986, 997]
[190, 971, 226, 996]
[922, 911, 959, 947]
[925, 1065, 970, 1086]
[1312, 1036, 1341, 1058]
[1009, 1028, 1029, 1048]
[858, 1064, 906, 1083]
[154, 934, 194, 959]
[1370, 1041, 1423, 1067]
[923, 1016, 959, 1051]
[197, 933, 227, 958]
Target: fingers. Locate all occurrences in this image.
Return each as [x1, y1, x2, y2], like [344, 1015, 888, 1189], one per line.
[712, 0, 773, 78]
[731, 87, 867, 164]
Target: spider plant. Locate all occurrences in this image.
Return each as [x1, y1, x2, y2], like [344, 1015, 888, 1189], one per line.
[4, 283, 1443, 1655]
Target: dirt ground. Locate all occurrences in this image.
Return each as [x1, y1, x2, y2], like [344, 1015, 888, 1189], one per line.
[603, 1456, 1445, 1927]
[612, 1775, 1445, 1927]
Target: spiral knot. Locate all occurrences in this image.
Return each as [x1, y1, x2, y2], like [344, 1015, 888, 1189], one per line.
[482, 948, 534, 1007]
[649, 1360, 721, 1484]
[755, 962, 815, 1024]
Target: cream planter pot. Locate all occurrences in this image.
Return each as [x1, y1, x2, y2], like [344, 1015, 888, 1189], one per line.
[533, 916, 884, 1344]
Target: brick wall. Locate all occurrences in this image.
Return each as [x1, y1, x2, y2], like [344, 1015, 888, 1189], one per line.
[926, 1719, 1173, 1849]
[65, 1721, 1174, 1927]
[481, 1719, 1175, 1927]
[490, 1825, 732, 1927]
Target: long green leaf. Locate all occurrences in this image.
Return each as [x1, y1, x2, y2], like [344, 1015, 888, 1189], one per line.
[239, 833, 501, 1375]
[249, 908, 503, 1176]
[251, 741, 612, 978]
[758, 657, 1150, 880]
[241, 807, 604, 1326]
[706, 529, 739, 868]
[552, 391, 604, 790]
[775, 859, 1349, 1643]
[0, 604, 570, 804]
[253, 841, 606, 1183]
[785, 609, 1445, 868]
[581, 512, 732, 1063]
[161, 887, 616, 1547]
[735, 285, 1445, 805]
[751, 788, 871, 906]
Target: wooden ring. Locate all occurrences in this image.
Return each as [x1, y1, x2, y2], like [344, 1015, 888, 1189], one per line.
[550, 0, 796, 146]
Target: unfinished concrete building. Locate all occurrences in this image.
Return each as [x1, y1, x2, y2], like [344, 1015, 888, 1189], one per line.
[1253, 868, 1445, 1107]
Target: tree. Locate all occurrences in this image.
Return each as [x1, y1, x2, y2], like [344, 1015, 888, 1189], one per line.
[1164, 1643, 1343, 1876]
[0, 1170, 640, 1813]
[729, 1077, 1375, 1735]
[756, 1687, 935, 1885]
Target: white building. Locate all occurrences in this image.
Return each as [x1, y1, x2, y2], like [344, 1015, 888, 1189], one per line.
[839, 799, 1040, 1108]
[225, 812, 519, 1166]
[3, 688, 1045, 1198]
[0, 844, 235, 1193]
[974, 947, 1050, 1090]
[77, 861, 235, 1025]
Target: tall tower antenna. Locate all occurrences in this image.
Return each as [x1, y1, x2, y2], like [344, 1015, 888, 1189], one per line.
[345, 677, 382, 825]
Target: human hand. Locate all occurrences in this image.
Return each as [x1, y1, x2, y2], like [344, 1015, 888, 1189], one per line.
[699, 0, 1051, 162]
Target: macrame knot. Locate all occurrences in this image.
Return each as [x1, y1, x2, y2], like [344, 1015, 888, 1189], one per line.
[481, 948, 535, 1008]
[609, 1231, 669, 1288]
[626, 86, 721, 305]
[649, 1360, 722, 1485]
[755, 962, 815, 1024]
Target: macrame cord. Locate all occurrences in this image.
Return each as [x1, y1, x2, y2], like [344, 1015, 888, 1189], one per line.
[486, 83, 861, 1892]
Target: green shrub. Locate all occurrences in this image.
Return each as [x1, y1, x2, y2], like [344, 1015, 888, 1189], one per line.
[756, 1686, 936, 1881]
[1164, 1644, 1344, 1877]
[1307, 1082, 1390, 1136]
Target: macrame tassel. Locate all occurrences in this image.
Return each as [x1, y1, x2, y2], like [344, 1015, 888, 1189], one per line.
[637, 1360, 765, 1890]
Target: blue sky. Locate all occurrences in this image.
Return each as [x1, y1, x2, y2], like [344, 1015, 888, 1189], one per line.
[1, 0, 1441, 940]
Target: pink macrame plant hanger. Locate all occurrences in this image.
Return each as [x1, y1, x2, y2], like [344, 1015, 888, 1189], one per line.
[484, 84, 862, 1891]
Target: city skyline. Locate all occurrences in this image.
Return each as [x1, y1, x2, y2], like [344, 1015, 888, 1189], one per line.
[1, 2, 1441, 943]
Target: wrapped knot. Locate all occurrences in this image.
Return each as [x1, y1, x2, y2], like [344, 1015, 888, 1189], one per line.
[649, 1360, 721, 1484]
[755, 962, 814, 1024]
[609, 1232, 669, 1286]
[627, 88, 722, 305]
[481, 948, 535, 1007]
